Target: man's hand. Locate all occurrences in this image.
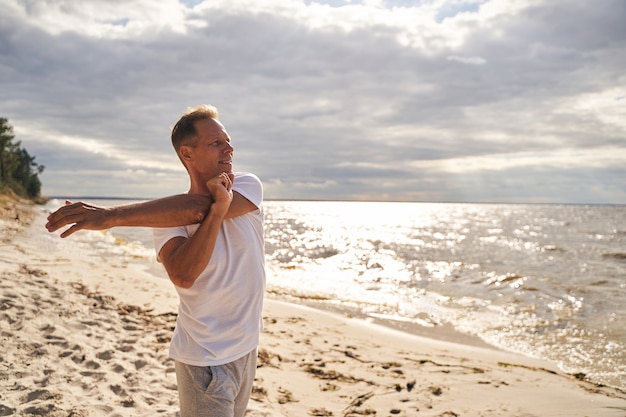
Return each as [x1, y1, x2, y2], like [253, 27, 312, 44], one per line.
[206, 172, 234, 218]
[46, 201, 112, 238]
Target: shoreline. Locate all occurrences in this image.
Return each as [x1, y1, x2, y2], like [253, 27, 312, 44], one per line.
[2, 198, 625, 416]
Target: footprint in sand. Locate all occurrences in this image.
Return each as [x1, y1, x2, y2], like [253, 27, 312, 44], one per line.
[96, 349, 115, 360]
[0, 404, 16, 416]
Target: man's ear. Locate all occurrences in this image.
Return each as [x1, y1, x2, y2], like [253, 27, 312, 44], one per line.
[180, 145, 193, 162]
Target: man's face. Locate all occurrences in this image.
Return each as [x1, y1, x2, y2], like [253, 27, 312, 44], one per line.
[184, 118, 234, 179]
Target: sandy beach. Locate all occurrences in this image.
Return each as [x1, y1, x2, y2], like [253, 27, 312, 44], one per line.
[1, 197, 625, 417]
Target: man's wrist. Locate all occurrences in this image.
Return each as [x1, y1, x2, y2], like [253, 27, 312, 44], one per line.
[207, 202, 229, 219]
[106, 206, 124, 228]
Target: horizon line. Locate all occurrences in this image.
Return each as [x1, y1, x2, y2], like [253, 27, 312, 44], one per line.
[45, 195, 625, 207]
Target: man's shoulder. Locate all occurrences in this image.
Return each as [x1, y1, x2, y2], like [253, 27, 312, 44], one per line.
[233, 172, 262, 189]
[232, 172, 263, 208]
[234, 172, 260, 182]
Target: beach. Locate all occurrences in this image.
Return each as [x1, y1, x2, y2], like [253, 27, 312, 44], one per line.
[1, 198, 625, 417]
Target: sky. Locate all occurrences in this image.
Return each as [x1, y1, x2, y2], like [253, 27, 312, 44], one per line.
[1, 0, 625, 204]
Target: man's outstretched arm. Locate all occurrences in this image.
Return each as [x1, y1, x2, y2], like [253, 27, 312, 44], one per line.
[45, 192, 254, 238]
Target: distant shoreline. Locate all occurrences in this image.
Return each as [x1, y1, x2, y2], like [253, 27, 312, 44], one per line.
[45, 195, 626, 207]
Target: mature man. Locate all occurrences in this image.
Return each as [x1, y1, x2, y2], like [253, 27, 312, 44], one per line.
[46, 105, 265, 417]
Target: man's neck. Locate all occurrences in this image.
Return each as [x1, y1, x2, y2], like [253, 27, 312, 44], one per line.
[188, 184, 210, 194]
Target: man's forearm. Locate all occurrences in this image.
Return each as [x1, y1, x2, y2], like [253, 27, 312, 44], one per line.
[110, 194, 213, 227]
[113, 191, 253, 226]
[46, 193, 214, 237]
[46, 189, 255, 238]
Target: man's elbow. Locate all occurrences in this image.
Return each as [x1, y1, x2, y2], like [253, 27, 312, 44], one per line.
[176, 281, 195, 290]
[169, 273, 196, 289]
[188, 195, 213, 223]
[190, 210, 205, 224]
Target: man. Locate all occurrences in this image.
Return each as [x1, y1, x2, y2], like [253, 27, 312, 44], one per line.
[46, 105, 265, 417]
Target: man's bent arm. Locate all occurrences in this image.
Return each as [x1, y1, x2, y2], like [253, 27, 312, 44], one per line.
[159, 174, 233, 288]
[46, 192, 252, 238]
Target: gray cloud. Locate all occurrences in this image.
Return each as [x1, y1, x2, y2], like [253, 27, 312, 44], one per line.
[1, 0, 624, 203]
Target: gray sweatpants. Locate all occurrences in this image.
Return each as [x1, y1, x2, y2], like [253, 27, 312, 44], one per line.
[175, 348, 257, 417]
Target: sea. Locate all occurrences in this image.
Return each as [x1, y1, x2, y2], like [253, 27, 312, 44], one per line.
[34, 199, 626, 390]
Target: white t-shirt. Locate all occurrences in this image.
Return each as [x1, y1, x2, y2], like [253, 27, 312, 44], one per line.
[153, 172, 265, 366]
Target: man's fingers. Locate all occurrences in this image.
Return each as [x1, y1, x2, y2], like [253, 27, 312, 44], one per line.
[46, 206, 90, 232]
[207, 173, 233, 191]
[60, 224, 80, 238]
[46, 200, 104, 237]
[46, 212, 77, 231]
[47, 201, 78, 221]
[220, 172, 233, 189]
[46, 218, 72, 232]
[47, 202, 92, 225]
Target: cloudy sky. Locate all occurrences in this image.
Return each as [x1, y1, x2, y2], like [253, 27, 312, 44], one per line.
[2, 0, 625, 203]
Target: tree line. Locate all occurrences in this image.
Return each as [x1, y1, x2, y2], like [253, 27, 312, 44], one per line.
[0, 117, 45, 200]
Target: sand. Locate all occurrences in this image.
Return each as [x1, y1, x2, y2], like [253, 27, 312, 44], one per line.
[1, 197, 625, 417]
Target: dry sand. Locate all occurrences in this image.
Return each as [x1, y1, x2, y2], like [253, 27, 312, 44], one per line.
[1, 197, 625, 416]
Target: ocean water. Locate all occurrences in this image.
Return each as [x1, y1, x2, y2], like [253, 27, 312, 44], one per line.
[37, 199, 626, 389]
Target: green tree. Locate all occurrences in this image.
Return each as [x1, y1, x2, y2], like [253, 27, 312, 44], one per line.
[0, 117, 45, 199]
[0, 117, 17, 184]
